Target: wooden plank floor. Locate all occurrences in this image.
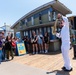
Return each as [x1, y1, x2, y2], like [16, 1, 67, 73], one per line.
[12, 48, 76, 75]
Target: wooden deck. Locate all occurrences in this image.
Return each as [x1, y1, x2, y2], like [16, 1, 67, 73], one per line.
[12, 48, 76, 75]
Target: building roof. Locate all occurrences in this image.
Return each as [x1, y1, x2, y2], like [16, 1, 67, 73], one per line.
[11, 0, 72, 29]
[68, 16, 76, 18]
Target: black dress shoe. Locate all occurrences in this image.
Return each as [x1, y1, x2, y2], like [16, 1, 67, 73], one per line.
[62, 66, 66, 70]
[63, 68, 73, 72]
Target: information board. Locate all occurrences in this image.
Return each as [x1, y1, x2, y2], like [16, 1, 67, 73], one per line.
[16, 42, 26, 56]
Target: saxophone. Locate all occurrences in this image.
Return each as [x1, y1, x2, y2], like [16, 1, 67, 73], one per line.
[52, 19, 58, 35]
[52, 17, 63, 35]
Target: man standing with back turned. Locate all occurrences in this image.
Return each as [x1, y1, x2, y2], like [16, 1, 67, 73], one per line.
[57, 13, 73, 72]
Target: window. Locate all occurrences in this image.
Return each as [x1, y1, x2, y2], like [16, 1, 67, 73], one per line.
[30, 30, 32, 38]
[24, 31, 26, 36]
[71, 20, 73, 25]
[52, 10, 59, 21]
[25, 19, 27, 26]
[44, 27, 47, 33]
[34, 8, 51, 19]
[39, 28, 42, 33]
[31, 17, 34, 25]
[47, 27, 50, 33]
[26, 31, 28, 36]
[52, 11, 56, 21]
[48, 11, 51, 21]
[49, 8, 52, 12]
[34, 13, 39, 19]
[27, 17, 31, 22]
[22, 20, 25, 25]
[36, 29, 39, 35]
[39, 13, 42, 24]
[39, 13, 42, 20]
[41, 9, 48, 15]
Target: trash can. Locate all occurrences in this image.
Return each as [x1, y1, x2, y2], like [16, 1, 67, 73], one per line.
[73, 44, 76, 58]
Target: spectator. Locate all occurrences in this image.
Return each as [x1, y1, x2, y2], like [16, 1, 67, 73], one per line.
[1, 31, 6, 61]
[31, 31, 38, 54]
[44, 32, 49, 53]
[11, 38, 16, 55]
[24, 36, 30, 53]
[5, 36, 14, 60]
[0, 31, 4, 63]
[37, 31, 44, 53]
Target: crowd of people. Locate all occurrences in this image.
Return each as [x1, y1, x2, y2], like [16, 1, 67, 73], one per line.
[23, 31, 50, 55]
[0, 30, 50, 64]
[0, 13, 73, 72]
[0, 32, 19, 64]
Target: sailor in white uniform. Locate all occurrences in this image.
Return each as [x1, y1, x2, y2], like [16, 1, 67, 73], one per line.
[57, 14, 73, 72]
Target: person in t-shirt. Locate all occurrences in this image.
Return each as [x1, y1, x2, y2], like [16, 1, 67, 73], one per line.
[31, 31, 38, 54]
[44, 32, 49, 53]
[37, 31, 44, 53]
[12, 38, 16, 55]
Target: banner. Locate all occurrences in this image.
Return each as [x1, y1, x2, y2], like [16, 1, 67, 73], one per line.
[16, 42, 26, 56]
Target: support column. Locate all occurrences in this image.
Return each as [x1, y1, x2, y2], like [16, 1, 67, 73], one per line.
[20, 31, 24, 39]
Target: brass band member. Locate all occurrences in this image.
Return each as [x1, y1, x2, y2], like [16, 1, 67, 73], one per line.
[56, 13, 72, 72]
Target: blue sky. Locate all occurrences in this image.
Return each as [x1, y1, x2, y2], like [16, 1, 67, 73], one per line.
[0, 0, 75, 27]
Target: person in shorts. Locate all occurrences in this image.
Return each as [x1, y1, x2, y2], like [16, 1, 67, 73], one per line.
[37, 31, 44, 53]
[31, 31, 38, 54]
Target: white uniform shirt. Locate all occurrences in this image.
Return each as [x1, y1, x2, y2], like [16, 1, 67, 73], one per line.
[61, 16, 70, 45]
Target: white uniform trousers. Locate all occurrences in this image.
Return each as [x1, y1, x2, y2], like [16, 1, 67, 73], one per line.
[61, 42, 71, 70]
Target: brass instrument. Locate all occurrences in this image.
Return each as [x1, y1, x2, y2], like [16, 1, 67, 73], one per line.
[52, 17, 63, 35]
[52, 19, 58, 35]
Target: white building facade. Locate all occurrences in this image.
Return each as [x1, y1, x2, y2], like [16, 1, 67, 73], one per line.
[1, 25, 14, 37]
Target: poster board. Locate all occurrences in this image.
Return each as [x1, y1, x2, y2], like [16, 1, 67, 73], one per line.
[16, 42, 26, 56]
